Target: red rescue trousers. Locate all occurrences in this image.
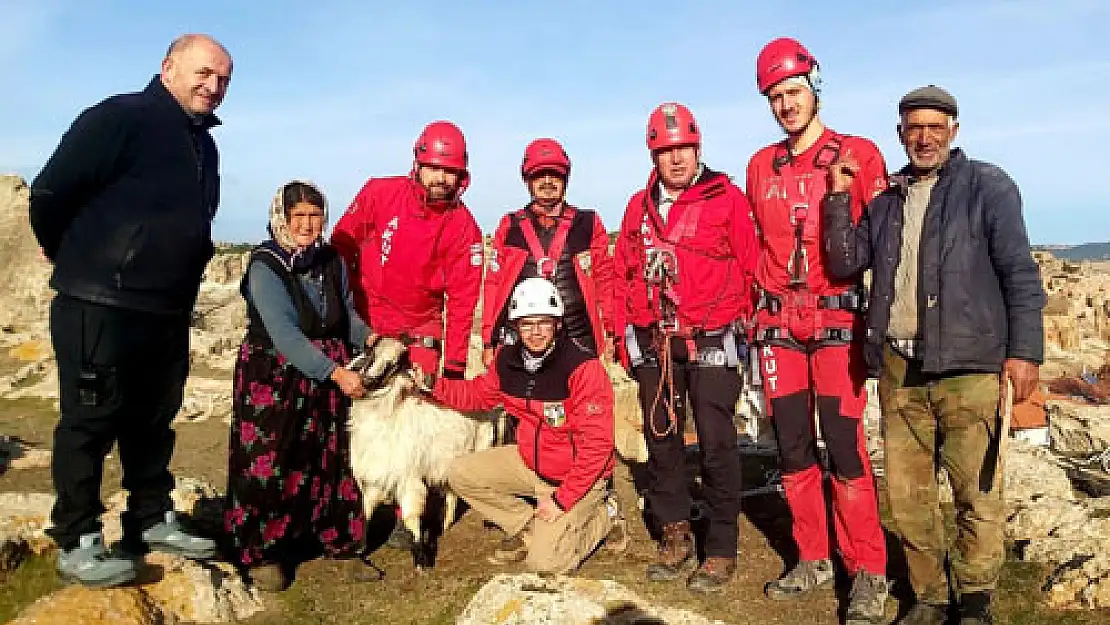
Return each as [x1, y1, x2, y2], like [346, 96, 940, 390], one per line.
[756, 303, 886, 576]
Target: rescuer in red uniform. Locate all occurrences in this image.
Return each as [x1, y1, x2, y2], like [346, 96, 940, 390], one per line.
[613, 102, 758, 593]
[744, 37, 890, 624]
[332, 120, 483, 382]
[332, 121, 484, 549]
[481, 138, 615, 368]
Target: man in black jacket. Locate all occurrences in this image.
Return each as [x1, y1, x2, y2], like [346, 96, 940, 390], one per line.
[29, 34, 232, 588]
[822, 85, 1045, 625]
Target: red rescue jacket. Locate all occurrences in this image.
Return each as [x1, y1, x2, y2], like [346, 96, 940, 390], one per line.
[745, 128, 888, 297]
[331, 175, 483, 375]
[612, 167, 758, 336]
[481, 204, 615, 350]
[433, 338, 615, 510]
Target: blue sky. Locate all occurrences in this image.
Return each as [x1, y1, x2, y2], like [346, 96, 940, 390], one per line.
[3, 0, 1108, 245]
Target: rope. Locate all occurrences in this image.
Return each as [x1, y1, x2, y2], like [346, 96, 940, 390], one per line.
[648, 332, 678, 439]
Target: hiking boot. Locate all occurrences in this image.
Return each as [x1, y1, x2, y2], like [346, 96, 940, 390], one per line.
[645, 521, 695, 582]
[686, 556, 736, 593]
[142, 511, 218, 560]
[845, 570, 890, 625]
[957, 591, 994, 625]
[896, 601, 948, 625]
[602, 518, 630, 553]
[56, 532, 137, 588]
[601, 492, 630, 553]
[488, 523, 530, 565]
[248, 563, 289, 592]
[764, 558, 835, 600]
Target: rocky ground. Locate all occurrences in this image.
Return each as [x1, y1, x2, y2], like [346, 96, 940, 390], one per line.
[3, 380, 1110, 625]
[4, 173, 1110, 623]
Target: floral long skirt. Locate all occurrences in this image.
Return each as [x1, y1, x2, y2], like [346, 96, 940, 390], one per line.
[225, 338, 365, 567]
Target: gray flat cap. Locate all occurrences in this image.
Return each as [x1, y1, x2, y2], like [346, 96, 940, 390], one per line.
[899, 85, 958, 117]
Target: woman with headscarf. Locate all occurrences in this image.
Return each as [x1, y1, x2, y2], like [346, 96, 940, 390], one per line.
[226, 180, 375, 590]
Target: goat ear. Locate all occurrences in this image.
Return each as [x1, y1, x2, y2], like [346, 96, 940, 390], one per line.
[366, 355, 389, 379]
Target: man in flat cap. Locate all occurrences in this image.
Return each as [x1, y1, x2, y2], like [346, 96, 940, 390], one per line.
[821, 85, 1045, 625]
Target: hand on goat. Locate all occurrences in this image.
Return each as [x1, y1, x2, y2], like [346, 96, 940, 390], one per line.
[365, 332, 381, 349]
[535, 494, 564, 523]
[331, 366, 367, 398]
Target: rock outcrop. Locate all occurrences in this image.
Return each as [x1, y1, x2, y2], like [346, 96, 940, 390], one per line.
[1, 479, 263, 624]
[1004, 441, 1110, 609]
[0, 175, 53, 332]
[1048, 401, 1110, 457]
[1035, 251, 1110, 378]
[457, 573, 726, 625]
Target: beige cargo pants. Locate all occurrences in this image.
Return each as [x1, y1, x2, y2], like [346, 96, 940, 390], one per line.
[447, 444, 612, 574]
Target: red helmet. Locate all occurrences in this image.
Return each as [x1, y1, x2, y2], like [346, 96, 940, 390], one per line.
[521, 138, 570, 179]
[646, 102, 701, 152]
[413, 120, 468, 171]
[756, 37, 819, 94]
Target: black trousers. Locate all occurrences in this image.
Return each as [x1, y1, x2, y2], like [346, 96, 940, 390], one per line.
[47, 295, 190, 550]
[630, 326, 743, 558]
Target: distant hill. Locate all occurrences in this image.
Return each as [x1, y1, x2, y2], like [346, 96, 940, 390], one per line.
[1035, 243, 1110, 262]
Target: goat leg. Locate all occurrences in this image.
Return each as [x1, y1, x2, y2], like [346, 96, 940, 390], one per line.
[357, 482, 386, 522]
[398, 480, 432, 569]
[442, 490, 458, 534]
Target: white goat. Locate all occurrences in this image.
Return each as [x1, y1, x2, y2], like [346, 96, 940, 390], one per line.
[346, 336, 495, 567]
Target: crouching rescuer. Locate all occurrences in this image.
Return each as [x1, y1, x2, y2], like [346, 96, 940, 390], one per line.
[412, 278, 628, 574]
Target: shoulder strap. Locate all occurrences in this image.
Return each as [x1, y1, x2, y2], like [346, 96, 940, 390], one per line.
[519, 206, 577, 278]
[771, 132, 843, 174]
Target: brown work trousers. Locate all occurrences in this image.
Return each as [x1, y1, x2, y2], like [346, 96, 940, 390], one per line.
[878, 345, 1007, 604]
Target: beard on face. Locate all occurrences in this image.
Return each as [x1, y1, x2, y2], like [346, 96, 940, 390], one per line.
[425, 183, 451, 201]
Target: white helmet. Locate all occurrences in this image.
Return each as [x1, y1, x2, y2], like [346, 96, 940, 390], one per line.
[508, 278, 564, 321]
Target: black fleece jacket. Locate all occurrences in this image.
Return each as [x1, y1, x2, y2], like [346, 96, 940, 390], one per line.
[30, 76, 221, 315]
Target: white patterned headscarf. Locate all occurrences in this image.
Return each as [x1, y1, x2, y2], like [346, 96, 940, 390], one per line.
[268, 179, 329, 253]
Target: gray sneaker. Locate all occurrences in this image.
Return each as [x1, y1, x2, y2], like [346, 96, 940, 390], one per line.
[765, 558, 836, 600]
[846, 570, 890, 625]
[142, 511, 217, 560]
[57, 532, 137, 588]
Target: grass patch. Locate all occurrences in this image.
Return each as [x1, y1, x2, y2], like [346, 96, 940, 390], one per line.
[0, 556, 62, 622]
[995, 559, 1106, 625]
